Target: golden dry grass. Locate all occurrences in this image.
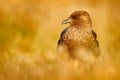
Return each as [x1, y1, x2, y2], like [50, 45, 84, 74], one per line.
[0, 0, 120, 80]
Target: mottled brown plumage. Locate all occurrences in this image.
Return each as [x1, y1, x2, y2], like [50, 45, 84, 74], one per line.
[57, 11, 100, 63]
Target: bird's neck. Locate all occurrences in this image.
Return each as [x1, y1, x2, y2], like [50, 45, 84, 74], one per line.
[70, 20, 92, 29]
[70, 23, 92, 31]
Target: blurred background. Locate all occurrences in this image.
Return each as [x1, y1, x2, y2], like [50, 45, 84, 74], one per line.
[0, 0, 120, 80]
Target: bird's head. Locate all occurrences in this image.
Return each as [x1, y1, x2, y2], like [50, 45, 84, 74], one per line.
[62, 11, 92, 27]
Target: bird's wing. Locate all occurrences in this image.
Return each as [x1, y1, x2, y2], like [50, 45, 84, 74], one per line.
[57, 27, 68, 55]
[58, 27, 68, 45]
[91, 30, 99, 46]
[60, 27, 68, 38]
[91, 30, 100, 57]
[92, 30, 97, 39]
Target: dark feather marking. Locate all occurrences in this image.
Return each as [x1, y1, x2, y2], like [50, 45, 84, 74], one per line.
[92, 30, 99, 46]
[60, 27, 68, 38]
[58, 27, 68, 45]
[92, 30, 97, 38]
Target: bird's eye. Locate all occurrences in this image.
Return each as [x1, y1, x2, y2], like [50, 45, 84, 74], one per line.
[72, 15, 78, 19]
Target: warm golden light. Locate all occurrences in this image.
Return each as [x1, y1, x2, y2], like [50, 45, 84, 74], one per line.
[0, 0, 120, 80]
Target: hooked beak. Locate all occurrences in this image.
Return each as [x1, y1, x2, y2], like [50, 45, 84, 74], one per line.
[62, 18, 71, 24]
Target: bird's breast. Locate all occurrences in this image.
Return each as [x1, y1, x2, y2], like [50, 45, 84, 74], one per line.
[63, 27, 93, 49]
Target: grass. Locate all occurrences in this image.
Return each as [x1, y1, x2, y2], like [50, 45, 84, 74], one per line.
[0, 0, 120, 80]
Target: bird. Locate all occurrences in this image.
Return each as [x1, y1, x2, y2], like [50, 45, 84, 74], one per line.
[57, 11, 100, 63]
